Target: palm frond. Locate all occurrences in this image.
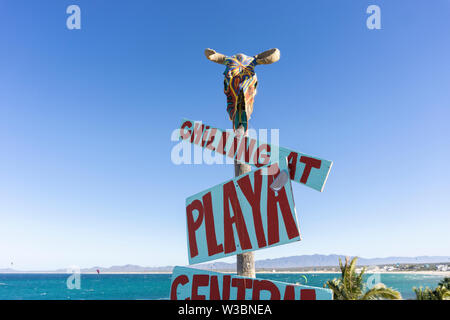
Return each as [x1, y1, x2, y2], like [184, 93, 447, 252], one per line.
[361, 285, 402, 300]
[438, 277, 450, 290]
[330, 256, 402, 300]
[414, 286, 439, 300]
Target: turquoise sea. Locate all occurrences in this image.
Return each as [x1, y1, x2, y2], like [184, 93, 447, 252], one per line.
[0, 273, 444, 300]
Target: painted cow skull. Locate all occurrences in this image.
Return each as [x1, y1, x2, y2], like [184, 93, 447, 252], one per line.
[205, 48, 280, 132]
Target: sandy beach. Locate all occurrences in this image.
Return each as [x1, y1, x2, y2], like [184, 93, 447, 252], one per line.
[268, 270, 450, 276]
[2, 270, 448, 276]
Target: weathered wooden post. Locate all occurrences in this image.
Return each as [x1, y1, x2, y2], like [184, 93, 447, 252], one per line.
[172, 51, 333, 298]
[204, 48, 281, 278]
[234, 124, 255, 278]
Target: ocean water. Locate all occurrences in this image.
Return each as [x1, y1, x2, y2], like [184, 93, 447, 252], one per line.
[0, 273, 444, 300]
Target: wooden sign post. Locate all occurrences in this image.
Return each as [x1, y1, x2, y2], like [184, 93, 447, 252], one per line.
[234, 125, 254, 278]
[170, 49, 333, 300]
[173, 120, 334, 299]
[176, 117, 333, 287]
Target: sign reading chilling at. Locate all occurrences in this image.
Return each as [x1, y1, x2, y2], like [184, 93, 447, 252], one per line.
[178, 119, 333, 192]
[185, 159, 300, 265]
[171, 266, 333, 300]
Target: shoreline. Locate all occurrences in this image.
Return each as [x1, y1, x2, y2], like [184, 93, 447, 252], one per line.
[1, 270, 448, 276]
[262, 270, 450, 276]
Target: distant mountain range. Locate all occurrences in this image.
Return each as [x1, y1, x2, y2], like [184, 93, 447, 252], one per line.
[1, 255, 449, 273]
[195, 254, 450, 271]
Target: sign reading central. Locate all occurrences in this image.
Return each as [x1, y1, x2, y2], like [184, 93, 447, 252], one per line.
[171, 266, 333, 300]
[186, 159, 300, 264]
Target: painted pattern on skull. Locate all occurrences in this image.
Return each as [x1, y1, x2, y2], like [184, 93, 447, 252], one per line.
[223, 54, 258, 132]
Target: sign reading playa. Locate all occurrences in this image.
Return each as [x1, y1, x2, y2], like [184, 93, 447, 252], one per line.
[170, 48, 333, 300]
[186, 157, 299, 264]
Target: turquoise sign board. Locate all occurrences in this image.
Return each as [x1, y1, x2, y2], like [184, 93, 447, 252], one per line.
[170, 266, 333, 300]
[186, 159, 300, 265]
[178, 119, 333, 192]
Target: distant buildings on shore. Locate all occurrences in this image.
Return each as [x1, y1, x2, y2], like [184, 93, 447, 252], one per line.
[436, 264, 448, 272]
[258, 262, 450, 273]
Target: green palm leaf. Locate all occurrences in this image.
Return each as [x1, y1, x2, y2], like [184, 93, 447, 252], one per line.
[326, 256, 402, 300]
[361, 284, 402, 300]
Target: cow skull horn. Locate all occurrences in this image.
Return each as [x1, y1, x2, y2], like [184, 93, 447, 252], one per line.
[254, 48, 280, 65]
[204, 48, 227, 64]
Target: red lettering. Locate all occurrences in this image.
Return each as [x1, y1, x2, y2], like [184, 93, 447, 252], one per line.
[202, 192, 224, 256]
[170, 275, 189, 300]
[300, 289, 316, 300]
[235, 137, 256, 164]
[205, 128, 218, 151]
[237, 172, 267, 249]
[191, 274, 209, 300]
[299, 156, 321, 184]
[201, 126, 211, 147]
[287, 152, 298, 180]
[186, 199, 204, 258]
[253, 144, 271, 167]
[231, 278, 247, 300]
[209, 275, 221, 300]
[252, 280, 281, 300]
[227, 136, 240, 159]
[191, 123, 205, 145]
[222, 275, 231, 300]
[267, 173, 300, 245]
[180, 121, 192, 140]
[223, 181, 252, 253]
[215, 131, 230, 155]
[283, 285, 296, 300]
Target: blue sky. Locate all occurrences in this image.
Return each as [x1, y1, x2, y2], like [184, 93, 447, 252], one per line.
[0, 0, 449, 270]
